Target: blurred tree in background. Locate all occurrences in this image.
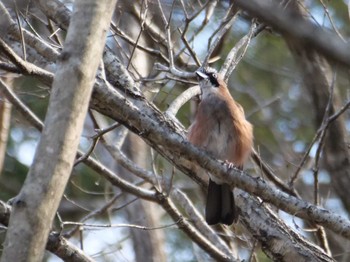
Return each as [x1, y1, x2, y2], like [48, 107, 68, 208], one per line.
[0, 0, 349, 261]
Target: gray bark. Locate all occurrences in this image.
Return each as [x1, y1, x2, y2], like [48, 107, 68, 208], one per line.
[0, 0, 117, 261]
[238, 192, 333, 261]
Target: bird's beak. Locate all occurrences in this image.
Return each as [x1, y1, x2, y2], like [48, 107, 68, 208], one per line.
[195, 70, 208, 79]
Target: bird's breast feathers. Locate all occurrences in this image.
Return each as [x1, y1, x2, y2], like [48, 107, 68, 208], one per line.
[188, 95, 253, 166]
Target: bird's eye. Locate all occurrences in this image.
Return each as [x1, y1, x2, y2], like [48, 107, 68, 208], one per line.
[208, 73, 219, 87]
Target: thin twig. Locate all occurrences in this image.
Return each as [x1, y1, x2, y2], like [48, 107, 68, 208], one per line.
[203, 5, 239, 66]
[20, 11, 46, 43]
[47, 18, 63, 47]
[221, 20, 258, 81]
[290, 69, 337, 186]
[175, 1, 212, 61]
[91, 122, 121, 139]
[127, 0, 148, 70]
[178, 27, 201, 67]
[74, 131, 102, 166]
[156, 0, 175, 68]
[70, 180, 115, 196]
[327, 99, 350, 124]
[312, 69, 336, 205]
[177, 0, 213, 62]
[251, 149, 298, 197]
[63, 194, 91, 212]
[154, 62, 195, 78]
[62, 220, 181, 231]
[318, 0, 346, 42]
[0, 78, 43, 131]
[104, 142, 158, 185]
[64, 193, 121, 238]
[13, 1, 26, 60]
[110, 22, 169, 63]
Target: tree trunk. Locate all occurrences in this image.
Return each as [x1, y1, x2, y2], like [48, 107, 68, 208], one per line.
[0, 0, 117, 261]
[123, 134, 167, 262]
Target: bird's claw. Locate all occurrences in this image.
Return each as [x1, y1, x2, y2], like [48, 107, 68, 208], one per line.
[223, 160, 238, 169]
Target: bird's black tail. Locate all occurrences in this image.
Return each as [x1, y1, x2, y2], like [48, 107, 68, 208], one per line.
[205, 179, 237, 225]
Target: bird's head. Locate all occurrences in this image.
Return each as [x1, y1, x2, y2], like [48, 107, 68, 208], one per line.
[196, 67, 219, 87]
[196, 67, 225, 98]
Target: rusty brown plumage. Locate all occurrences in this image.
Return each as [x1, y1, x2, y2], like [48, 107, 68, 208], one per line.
[188, 68, 253, 225]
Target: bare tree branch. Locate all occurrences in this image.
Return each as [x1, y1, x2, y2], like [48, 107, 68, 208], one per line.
[2, 35, 350, 241]
[0, 201, 95, 262]
[235, 0, 350, 67]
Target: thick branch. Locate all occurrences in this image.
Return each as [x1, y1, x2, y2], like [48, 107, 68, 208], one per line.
[2, 38, 350, 242]
[90, 81, 350, 240]
[0, 76, 235, 262]
[235, 0, 350, 67]
[238, 192, 333, 262]
[0, 201, 94, 262]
